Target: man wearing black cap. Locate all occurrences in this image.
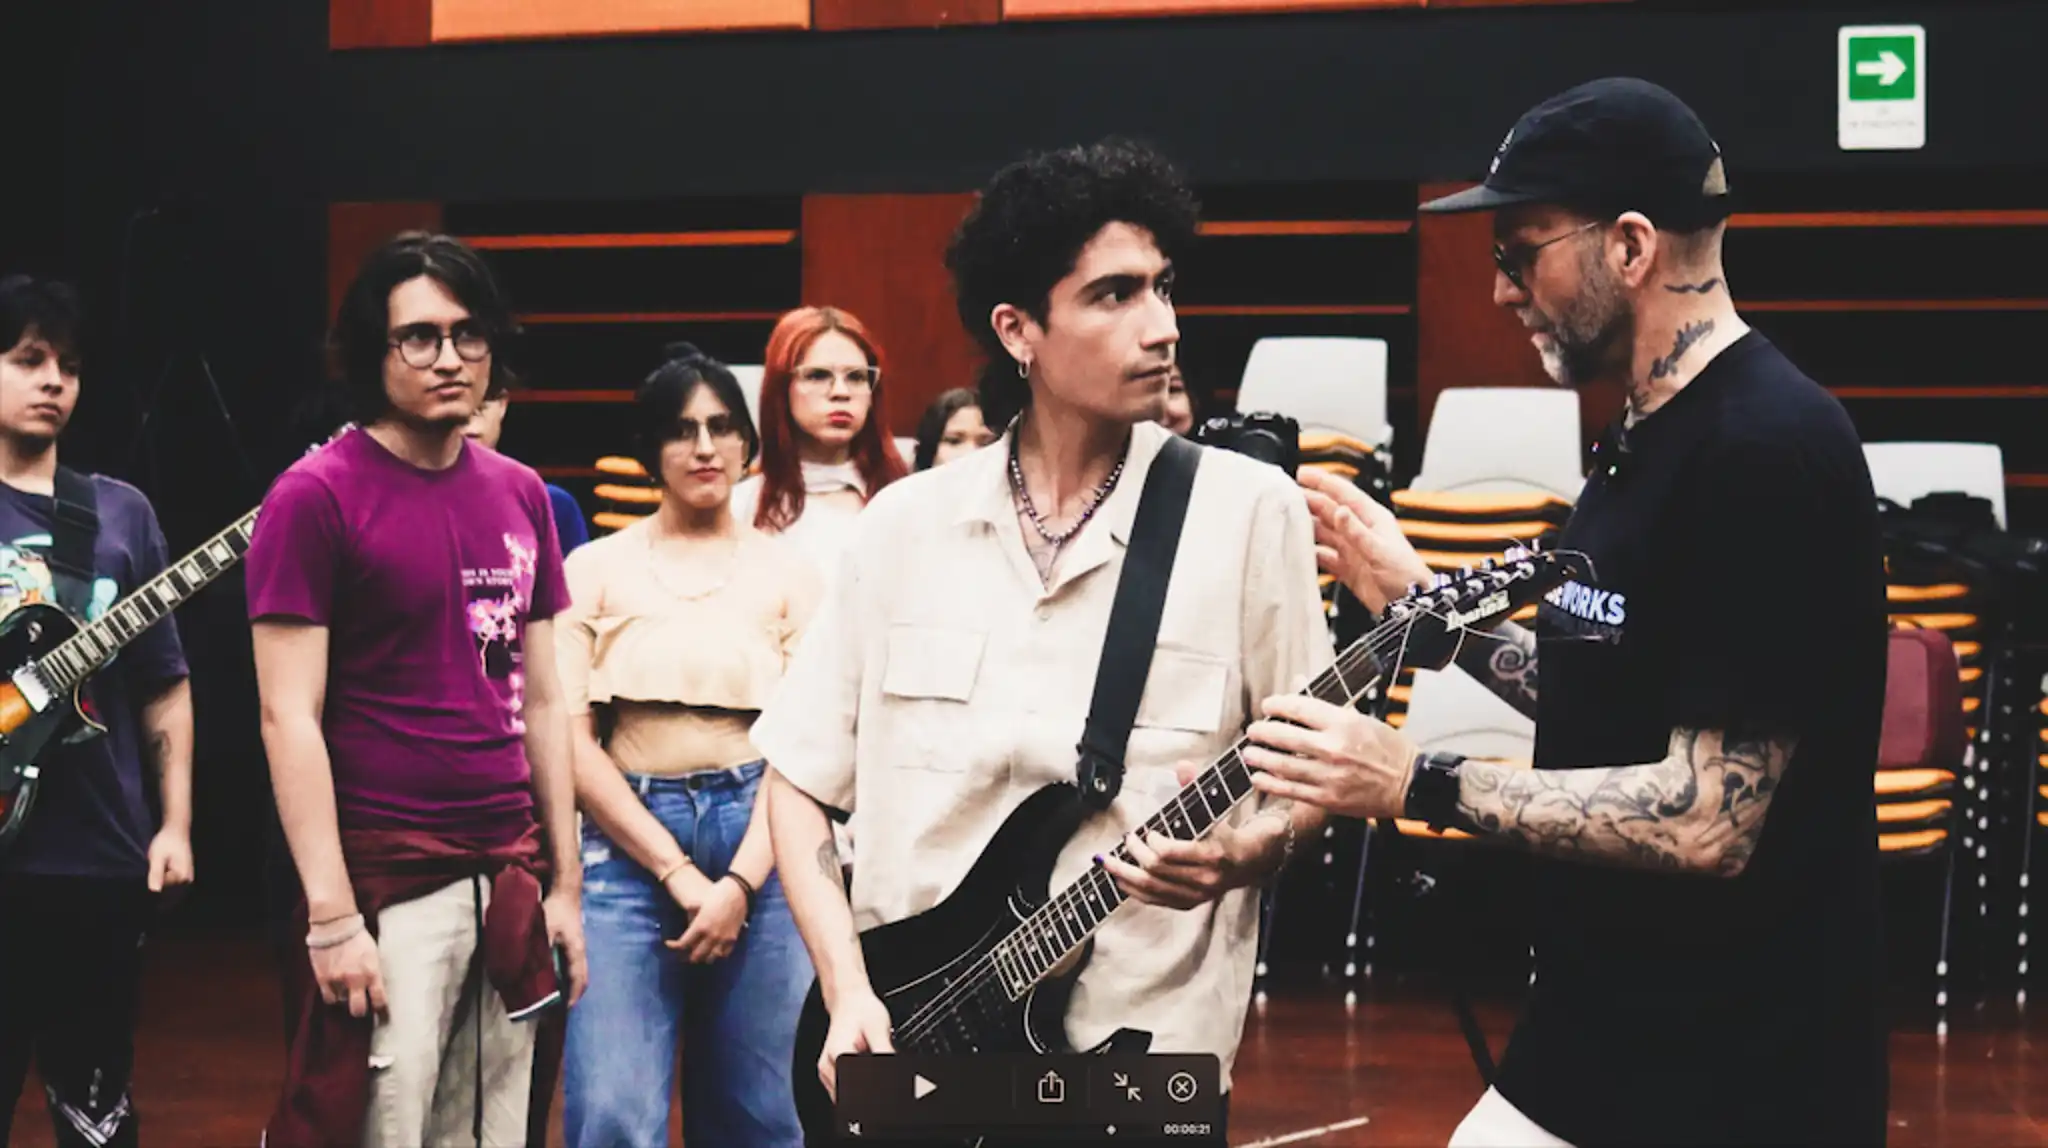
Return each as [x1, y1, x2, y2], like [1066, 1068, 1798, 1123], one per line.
[1243, 78, 1890, 1145]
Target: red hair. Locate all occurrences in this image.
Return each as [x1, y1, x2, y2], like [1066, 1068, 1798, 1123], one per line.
[754, 305, 909, 532]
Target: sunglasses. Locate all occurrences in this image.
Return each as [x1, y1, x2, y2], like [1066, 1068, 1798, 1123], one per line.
[1492, 219, 1606, 292]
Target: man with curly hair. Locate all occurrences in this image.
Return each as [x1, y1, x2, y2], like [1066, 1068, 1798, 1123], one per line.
[757, 138, 1333, 1140]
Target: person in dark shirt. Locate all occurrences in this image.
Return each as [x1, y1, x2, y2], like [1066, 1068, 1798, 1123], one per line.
[0, 274, 194, 1148]
[465, 382, 591, 555]
[1242, 79, 1889, 1146]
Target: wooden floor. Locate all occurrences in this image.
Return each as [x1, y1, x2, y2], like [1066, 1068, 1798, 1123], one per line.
[9, 927, 2047, 1146]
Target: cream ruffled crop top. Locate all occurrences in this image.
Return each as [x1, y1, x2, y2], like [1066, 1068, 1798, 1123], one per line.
[557, 520, 821, 719]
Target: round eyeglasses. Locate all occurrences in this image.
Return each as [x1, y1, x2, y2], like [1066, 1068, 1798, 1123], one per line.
[389, 323, 492, 369]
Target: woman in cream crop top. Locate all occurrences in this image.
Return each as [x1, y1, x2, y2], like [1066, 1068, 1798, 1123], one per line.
[553, 348, 821, 1147]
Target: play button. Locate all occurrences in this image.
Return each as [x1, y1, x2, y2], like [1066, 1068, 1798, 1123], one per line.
[913, 1074, 937, 1100]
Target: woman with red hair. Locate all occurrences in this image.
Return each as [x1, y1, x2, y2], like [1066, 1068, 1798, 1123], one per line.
[731, 306, 908, 580]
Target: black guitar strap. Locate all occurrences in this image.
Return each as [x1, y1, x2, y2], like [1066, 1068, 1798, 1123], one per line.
[1074, 434, 1202, 811]
[49, 465, 101, 616]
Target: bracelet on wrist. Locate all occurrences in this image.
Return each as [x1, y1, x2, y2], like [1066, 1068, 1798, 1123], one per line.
[723, 870, 758, 912]
[656, 857, 694, 886]
[306, 920, 365, 951]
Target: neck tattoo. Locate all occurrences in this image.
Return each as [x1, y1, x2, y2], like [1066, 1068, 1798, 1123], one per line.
[1649, 318, 1715, 382]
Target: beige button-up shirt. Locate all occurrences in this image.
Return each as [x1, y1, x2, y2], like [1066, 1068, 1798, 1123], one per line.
[751, 420, 1334, 1086]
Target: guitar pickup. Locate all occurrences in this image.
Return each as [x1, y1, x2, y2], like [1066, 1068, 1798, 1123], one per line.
[10, 667, 51, 713]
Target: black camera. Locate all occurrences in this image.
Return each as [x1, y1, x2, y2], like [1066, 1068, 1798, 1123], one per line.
[1192, 411, 1300, 475]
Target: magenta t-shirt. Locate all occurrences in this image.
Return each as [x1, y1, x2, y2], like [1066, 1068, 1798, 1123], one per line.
[244, 427, 569, 838]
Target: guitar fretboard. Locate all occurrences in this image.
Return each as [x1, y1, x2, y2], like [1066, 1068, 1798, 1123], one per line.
[984, 625, 1394, 997]
[886, 549, 1580, 1054]
[39, 509, 259, 693]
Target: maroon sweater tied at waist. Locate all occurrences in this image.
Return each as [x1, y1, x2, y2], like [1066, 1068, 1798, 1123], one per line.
[263, 823, 561, 1148]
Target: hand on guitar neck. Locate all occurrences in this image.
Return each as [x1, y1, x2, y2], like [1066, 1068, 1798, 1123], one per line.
[1242, 697, 1425, 822]
[1098, 760, 1297, 910]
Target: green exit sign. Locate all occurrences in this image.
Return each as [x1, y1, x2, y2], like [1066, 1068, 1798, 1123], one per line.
[1840, 25, 1926, 150]
[1847, 35, 1916, 100]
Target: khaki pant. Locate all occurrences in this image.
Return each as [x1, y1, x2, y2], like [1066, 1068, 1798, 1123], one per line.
[362, 876, 537, 1148]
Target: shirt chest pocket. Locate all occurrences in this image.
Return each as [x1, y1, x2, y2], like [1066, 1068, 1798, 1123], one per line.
[879, 624, 988, 772]
[1133, 647, 1232, 735]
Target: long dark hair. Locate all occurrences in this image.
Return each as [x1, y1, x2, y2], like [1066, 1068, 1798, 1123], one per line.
[328, 231, 520, 425]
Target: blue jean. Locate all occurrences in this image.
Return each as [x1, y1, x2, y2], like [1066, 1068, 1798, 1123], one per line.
[562, 760, 813, 1148]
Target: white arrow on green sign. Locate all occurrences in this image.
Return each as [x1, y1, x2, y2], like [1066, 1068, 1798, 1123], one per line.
[1839, 25, 1926, 150]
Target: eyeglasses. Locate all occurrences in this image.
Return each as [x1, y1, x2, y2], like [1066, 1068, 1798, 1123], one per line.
[1492, 219, 1606, 292]
[793, 365, 880, 393]
[390, 322, 492, 369]
[674, 414, 744, 444]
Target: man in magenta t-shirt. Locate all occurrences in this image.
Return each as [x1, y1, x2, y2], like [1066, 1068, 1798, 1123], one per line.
[245, 232, 587, 1148]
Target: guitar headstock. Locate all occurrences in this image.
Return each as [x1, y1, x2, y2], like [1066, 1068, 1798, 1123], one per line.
[1381, 542, 1588, 633]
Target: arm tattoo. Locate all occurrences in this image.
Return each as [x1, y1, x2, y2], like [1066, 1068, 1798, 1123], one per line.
[1650, 319, 1715, 380]
[1451, 621, 1538, 719]
[148, 730, 171, 769]
[1455, 725, 1795, 876]
[817, 837, 842, 884]
[1664, 278, 1723, 295]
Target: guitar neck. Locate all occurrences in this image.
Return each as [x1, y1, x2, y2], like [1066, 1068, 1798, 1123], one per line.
[40, 507, 260, 693]
[986, 622, 1396, 997]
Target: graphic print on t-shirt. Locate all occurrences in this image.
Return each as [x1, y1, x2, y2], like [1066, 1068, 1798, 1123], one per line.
[1541, 576, 1629, 645]
[463, 532, 540, 734]
[0, 534, 121, 735]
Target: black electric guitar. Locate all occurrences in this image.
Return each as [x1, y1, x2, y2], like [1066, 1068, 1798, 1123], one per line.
[791, 544, 1585, 1144]
[0, 507, 259, 854]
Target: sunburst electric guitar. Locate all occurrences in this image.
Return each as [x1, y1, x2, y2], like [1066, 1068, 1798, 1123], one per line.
[0, 507, 259, 855]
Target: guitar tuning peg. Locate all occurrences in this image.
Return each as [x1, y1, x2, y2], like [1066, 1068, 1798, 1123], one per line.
[1478, 557, 1498, 571]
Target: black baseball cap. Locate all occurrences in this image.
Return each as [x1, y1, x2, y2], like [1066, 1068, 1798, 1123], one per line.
[1420, 77, 1731, 230]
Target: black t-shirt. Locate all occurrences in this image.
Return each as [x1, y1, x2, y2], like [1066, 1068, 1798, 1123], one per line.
[1492, 332, 1890, 1146]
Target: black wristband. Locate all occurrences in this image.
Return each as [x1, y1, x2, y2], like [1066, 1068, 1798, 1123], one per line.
[1403, 751, 1467, 833]
[723, 870, 758, 913]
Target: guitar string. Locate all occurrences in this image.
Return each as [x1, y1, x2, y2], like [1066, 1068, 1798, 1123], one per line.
[40, 513, 258, 691]
[890, 548, 1584, 1051]
[889, 622, 1406, 1050]
[886, 554, 1555, 1050]
[46, 528, 253, 686]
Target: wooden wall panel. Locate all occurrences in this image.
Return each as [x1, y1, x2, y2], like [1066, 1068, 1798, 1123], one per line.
[331, 0, 432, 48]
[327, 202, 445, 324]
[1006, 0, 1411, 18]
[429, 0, 807, 43]
[1425, 0, 1627, 8]
[1414, 181, 1617, 456]
[801, 194, 982, 439]
[815, 0, 1001, 31]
